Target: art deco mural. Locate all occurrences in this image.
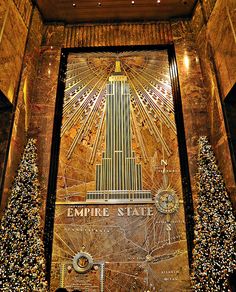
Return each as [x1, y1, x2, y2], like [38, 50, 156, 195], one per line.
[51, 50, 191, 291]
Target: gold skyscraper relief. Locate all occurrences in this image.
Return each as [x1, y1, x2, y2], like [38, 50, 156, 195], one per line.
[87, 62, 152, 202]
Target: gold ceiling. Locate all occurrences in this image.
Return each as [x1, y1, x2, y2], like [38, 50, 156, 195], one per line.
[36, 0, 197, 23]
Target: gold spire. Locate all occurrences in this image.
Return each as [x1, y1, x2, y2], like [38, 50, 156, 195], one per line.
[115, 60, 121, 73]
[109, 60, 127, 81]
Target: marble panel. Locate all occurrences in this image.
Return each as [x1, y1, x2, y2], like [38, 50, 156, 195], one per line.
[0, 0, 7, 30]
[171, 20, 210, 205]
[192, 1, 236, 208]
[48, 49, 193, 290]
[19, 8, 43, 131]
[1, 104, 27, 212]
[0, 0, 28, 102]
[207, 0, 236, 98]
[12, 0, 32, 27]
[202, 0, 217, 21]
[0, 7, 43, 213]
[42, 25, 65, 47]
[0, 110, 12, 201]
[28, 47, 61, 218]
[191, 1, 205, 37]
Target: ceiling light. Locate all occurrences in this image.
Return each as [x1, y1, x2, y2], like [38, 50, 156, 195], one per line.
[157, 0, 161, 3]
[131, 0, 135, 4]
[98, 2, 101, 6]
[72, 3, 76, 7]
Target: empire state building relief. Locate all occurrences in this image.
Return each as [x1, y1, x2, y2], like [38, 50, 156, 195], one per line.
[87, 61, 151, 203]
[51, 50, 191, 292]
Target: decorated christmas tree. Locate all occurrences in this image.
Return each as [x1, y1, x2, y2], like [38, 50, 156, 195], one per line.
[0, 138, 48, 291]
[191, 136, 236, 291]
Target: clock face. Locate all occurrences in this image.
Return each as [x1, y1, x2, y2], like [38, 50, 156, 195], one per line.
[155, 190, 179, 214]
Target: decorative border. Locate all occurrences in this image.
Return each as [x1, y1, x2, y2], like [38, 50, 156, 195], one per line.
[64, 23, 173, 48]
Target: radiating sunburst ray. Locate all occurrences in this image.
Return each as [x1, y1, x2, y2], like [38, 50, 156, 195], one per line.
[63, 77, 107, 133]
[126, 68, 176, 132]
[124, 69, 172, 157]
[125, 63, 175, 117]
[61, 51, 176, 159]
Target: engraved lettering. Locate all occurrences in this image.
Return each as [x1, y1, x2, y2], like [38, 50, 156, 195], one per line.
[147, 207, 154, 216]
[95, 208, 102, 216]
[140, 207, 146, 216]
[103, 208, 110, 216]
[132, 207, 140, 216]
[127, 207, 131, 216]
[118, 207, 124, 216]
[84, 208, 90, 216]
[161, 159, 168, 166]
[75, 208, 84, 217]
[67, 207, 74, 217]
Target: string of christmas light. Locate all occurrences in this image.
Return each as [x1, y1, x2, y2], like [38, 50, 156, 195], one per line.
[191, 136, 236, 291]
[0, 138, 48, 291]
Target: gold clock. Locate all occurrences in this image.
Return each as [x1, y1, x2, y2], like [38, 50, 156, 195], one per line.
[155, 189, 179, 214]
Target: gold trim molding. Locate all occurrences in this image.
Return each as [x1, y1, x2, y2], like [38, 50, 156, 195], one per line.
[64, 22, 173, 48]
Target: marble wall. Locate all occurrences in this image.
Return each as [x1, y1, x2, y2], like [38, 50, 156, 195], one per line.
[0, 0, 31, 215]
[192, 0, 236, 208]
[27, 46, 61, 219]
[0, 108, 12, 201]
[171, 20, 210, 205]
[0, 0, 32, 103]
[1, 7, 44, 214]
[12, 0, 32, 27]
[1, 4, 235, 288]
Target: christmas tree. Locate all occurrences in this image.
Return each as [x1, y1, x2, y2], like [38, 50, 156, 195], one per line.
[191, 136, 236, 291]
[0, 138, 48, 291]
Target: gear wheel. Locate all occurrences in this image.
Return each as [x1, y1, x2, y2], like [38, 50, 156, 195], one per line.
[72, 251, 94, 274]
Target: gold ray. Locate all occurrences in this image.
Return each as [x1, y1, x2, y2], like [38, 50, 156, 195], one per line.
[66, 81, 109, 158]
[134, 66, 173, 107]
[123, 63, 176, 133]
[132, 65, 173, 100]
[122, 66, 171, 157]
[54, 232, 76, 256]
[63, 77, 96, 113]
[65, 67, 91, 89]
[66, 82, 107, 159]
[62, 71, 109, 136]
[63, 65, 109, 113]
[128, 70, 176, 134]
